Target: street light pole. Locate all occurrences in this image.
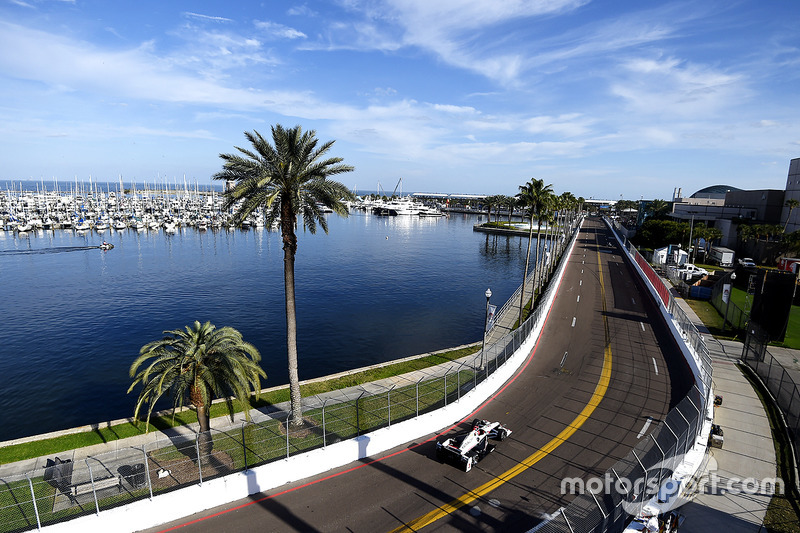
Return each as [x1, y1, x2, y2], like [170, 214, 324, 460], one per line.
[481, 288, 492, 369]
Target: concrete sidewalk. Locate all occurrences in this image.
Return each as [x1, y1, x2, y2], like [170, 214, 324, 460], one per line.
[672, 296, 782, 531]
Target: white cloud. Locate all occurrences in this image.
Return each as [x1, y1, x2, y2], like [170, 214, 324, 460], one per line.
[253, 20, 307, 40]
[610, 56, 746, 117]
[287, 5, 317, 17]
[0, 21, 293, 109]
[183, 12, 233, 23]
[522, 114, 592, 137]
[431, 104, 478, 115]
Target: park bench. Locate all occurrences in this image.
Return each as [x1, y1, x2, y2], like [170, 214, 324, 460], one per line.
[70, 475, 121, 497]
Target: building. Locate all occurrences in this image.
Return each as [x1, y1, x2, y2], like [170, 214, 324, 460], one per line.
[781, 158, 800, 233]
[667, 157, 797, 254]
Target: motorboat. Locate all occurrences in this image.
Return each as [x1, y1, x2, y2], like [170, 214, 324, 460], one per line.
[99, 241, 114, 251]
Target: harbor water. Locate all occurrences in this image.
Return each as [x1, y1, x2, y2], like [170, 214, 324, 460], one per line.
[0, 211, 534, 441]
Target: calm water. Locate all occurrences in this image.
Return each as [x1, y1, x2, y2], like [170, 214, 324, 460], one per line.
[0, 212, 533, 440]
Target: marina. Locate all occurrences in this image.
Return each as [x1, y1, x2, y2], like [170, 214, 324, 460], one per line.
[0, 179, 448, 233]
[0, 186, 536, 441]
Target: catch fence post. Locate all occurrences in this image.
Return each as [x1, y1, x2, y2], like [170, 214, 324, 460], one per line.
[456, 361, 465, 401]
[587, 487, 607, 519]
[286, 411, 291, 458]
[195, 437, 203, 485]
[387, 385, 396, 427]
[443, 370, 449, 406]
[241, 422, 248, 471]
[675, 409, 691, 454]
[85, 457, 101, 516]
[25, 473, 41, 530]
[322, 399, 329, 447]
[650, 434, 666, 488]
[559, 508, 576, 533]
[356, 392, 365, 436]
[416, 377, 424, 417]
[632, 450, 647, 518]
[139, 444, 154, 500]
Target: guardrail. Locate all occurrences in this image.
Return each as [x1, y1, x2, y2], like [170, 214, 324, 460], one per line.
[0, 217, 583, 533]
[533, 217, 714, 532]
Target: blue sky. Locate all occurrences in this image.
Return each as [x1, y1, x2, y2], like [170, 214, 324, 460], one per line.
[1, 0, 798, 200]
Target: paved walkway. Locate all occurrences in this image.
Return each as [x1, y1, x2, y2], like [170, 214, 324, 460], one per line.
[671, 295, 784, 531]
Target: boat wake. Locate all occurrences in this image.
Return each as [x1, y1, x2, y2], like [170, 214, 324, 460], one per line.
[0, 246, 105, 255]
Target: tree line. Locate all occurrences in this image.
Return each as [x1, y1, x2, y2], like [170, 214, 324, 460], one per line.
[632, 197, 800, 265]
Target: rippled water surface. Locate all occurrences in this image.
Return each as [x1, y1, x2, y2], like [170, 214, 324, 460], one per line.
[0, 212, 533, 440]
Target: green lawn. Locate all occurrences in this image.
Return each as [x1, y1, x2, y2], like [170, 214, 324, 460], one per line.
[689, 284, 800, 348]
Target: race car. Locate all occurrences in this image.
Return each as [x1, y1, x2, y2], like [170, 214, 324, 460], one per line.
[435, 419, 512, 472]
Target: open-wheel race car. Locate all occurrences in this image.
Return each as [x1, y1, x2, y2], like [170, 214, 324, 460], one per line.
[435, 419, 512, 472]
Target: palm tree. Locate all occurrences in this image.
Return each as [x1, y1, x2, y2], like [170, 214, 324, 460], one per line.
[536, 194, 556, 282]
[483, 195, 499, 224]
[502, 195, 517, 224]
[129, 321, 265, 435]
[703, 227, 723, 260]
[515, 178, 553, 325]
[213, 125, 354, 427]
[559, 192, 577, 254]
[784, 198, 800, 232]
[647, 199, 672, 220]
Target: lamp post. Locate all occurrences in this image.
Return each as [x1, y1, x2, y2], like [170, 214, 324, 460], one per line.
[481, 288, 492, 369]
[723, 272, 736, 332]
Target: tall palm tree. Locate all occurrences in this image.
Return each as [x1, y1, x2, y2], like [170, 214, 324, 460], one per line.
[503, 195, 517, 224]
[515, 178, 554, 325]
[784, 198, 800, 232]
[129, 321, 265, 434]
[537, 195, 556, 282]
[213, 125, 354, 427]
[483, 195, 498, 224]
[559, 192, 577, 254]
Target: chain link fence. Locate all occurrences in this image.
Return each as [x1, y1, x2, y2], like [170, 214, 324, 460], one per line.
[0, 219, 583, 533]
[741, 323, 800, 477]
[709, 271, 748, 332]
[532, 219, 714, 533]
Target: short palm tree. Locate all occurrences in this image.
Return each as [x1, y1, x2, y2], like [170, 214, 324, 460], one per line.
[213, 125, 354, 427]
[784, 198, 800, 232]
[648, 199, 671, 219]
[516, 178, 553, 325]
[128, 321, 265, 434]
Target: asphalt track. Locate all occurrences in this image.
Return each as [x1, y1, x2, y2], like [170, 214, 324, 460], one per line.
[145, 218, 694, 533]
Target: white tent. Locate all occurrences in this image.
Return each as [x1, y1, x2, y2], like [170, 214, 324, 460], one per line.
[653, 245, 688, 266]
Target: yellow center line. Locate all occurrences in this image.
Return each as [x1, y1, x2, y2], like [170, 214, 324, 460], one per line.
[390, 235, 612, 533]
